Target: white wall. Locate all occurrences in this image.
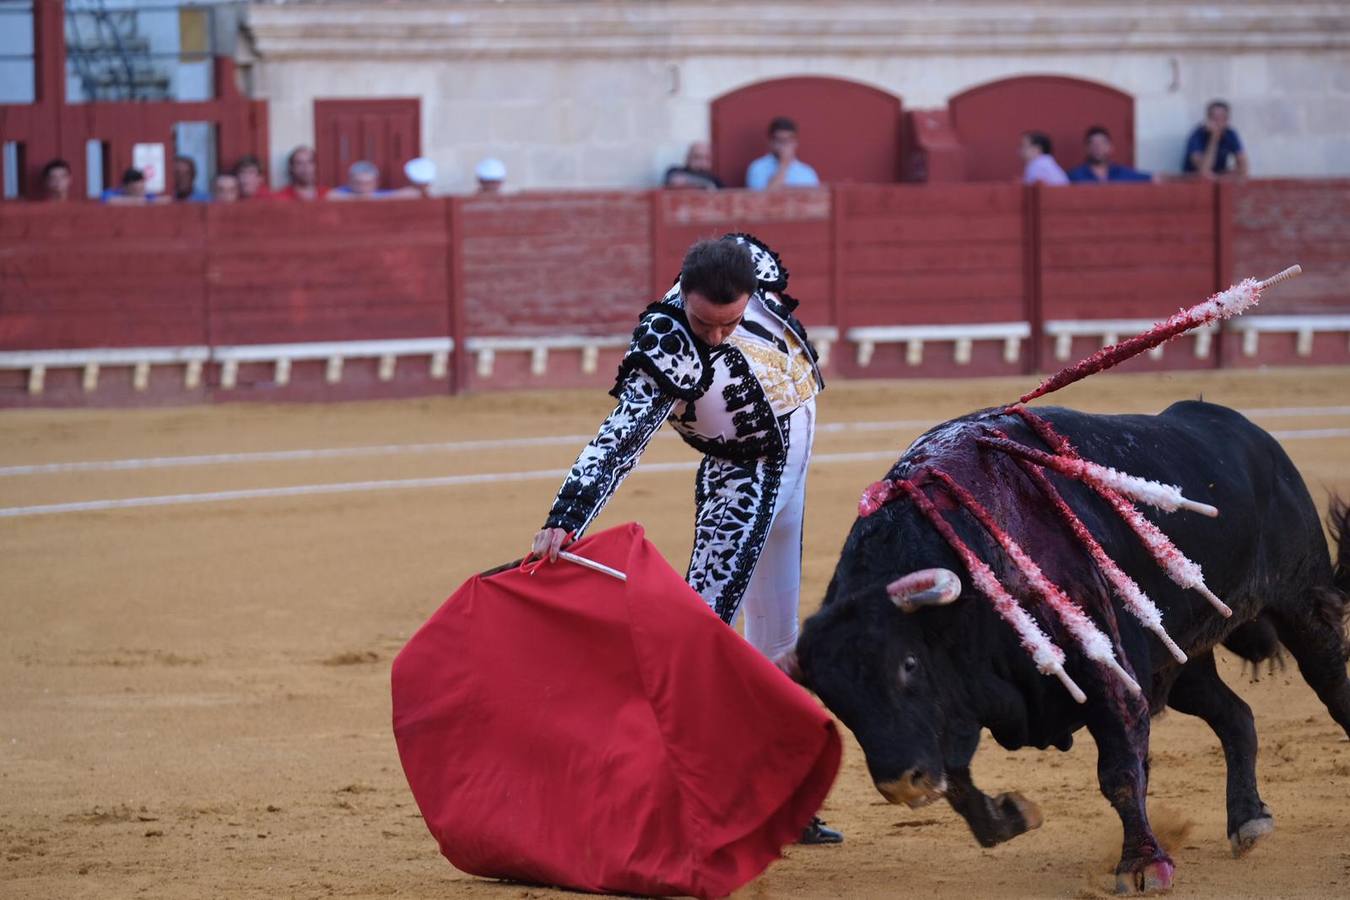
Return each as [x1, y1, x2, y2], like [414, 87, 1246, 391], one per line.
[247, 0, 1350, 191]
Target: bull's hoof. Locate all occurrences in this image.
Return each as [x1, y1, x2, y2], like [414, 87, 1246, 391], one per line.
[994, 791, 1043, 834]
[1115, 859, 1175, 895]
[1229, 815, 1274, 858]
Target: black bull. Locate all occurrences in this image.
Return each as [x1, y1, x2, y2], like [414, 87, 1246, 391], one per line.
[797, 400, 1350, 893]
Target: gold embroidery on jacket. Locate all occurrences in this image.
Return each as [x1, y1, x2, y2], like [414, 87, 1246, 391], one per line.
[728, 329, 817, 416]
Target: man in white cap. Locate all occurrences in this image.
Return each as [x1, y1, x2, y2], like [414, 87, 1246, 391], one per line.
[475, 157, 507, 194]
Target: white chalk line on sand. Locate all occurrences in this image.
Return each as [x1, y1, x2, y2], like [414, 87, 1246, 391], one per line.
[5, 404, 1350, 478]
[0, 450, 899, 519]
[4, 428, 1350, 520]
[0, 419, 937, 477]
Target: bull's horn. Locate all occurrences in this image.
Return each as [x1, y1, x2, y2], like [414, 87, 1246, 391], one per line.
[888, 568, 962, 612]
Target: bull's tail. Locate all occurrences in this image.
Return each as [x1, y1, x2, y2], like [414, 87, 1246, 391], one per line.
[1230, 499, 1350, 677]
[1320, 498, 1350, 659]
[1331, 497, 1350, 599]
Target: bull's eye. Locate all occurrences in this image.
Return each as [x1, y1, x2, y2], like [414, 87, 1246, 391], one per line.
[901, 654, 919, 679]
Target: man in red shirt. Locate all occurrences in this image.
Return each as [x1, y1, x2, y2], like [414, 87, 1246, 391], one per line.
[273, 145, 328, 201]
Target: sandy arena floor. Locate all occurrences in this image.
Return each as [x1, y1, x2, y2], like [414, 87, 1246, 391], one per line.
[3, 368, 1349, 899]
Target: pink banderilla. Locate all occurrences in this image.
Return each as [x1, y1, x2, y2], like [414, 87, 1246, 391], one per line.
[1006, 407, 1232, 619]
[975, 435, 1219, 519]
[856, 268, 1298, 701]
[1018, 267, 1299, 405]
[893, 479, 1087, 703]
[929, 470, 1142, 697]
[1013, 458, 1189, 664]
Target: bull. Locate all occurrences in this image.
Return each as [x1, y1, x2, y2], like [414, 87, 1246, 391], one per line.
[796, 400, 1350, 893]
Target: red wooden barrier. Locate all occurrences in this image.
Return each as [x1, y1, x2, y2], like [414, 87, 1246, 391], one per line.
[0, 203, 209, 405]
[1229, 180, 1350, 313]
[651, 189, 833, 324]
[1221, 179, 1350, 368]
[204, 199, 453, 399]
[457, 192, 651, 390]
[1, 180, 1347, 408]
[833, 184, 1028, 378]
[206, 200, 450, 345]
[1037, 182, 1218, 372]
[0, 203, 208, 350]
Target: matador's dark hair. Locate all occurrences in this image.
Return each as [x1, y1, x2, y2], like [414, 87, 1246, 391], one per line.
[679, 239, 759, 305]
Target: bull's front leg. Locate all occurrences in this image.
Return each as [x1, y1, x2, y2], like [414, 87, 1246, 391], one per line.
[1086, 709, 1174, 894]
[941, 723, 1043, 848]
[944, 766, 1043, 847]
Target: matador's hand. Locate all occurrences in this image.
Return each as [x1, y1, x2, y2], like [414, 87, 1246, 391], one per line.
[529, 527, 572, 563]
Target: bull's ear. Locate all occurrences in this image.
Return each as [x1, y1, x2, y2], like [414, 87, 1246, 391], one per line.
[887, 568, 962, 612]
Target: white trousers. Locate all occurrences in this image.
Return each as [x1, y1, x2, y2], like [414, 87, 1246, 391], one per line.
[734, 399, 815, 660]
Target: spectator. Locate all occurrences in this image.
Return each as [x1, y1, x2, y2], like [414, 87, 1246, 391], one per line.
[329, 160, 385, 199]
[233, 155, 271, 200]
[213, 173, 240, 203]
[274, 145, 327, 201]
[1067, 126, 1154, 184]
[41, 159, 72, 202]
[746, 117, 820, 190]
[102, 168, 166, 205]
[1020, 131, 1069, 186]
[404, 157, 437, 197]
[172, 155, 210, 202]
[475, 157, 507, 194]
[1183, 100, 1248, 179]
[664, 141, 722, 191]
[327, 160, 423, 200]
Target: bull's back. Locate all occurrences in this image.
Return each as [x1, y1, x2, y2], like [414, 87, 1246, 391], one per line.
[1030, 400, 1327, 630]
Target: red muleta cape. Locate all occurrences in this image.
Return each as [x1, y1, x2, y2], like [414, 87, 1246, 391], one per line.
[391, 522, 840, 899]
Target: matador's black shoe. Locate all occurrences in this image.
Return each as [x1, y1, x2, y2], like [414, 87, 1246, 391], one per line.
[799, 816, 844, 845]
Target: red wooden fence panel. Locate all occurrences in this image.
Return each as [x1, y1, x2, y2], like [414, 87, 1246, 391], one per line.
[1037, 182, 1218, 372]
[651, 189, 833, 325]
[2, 180, 1346, 408]
[1222, 179, 1350, 368]
[457, 191, 651, 389]
[0, 203, 208, 350]
[205, 200, 450, 345]
[1229, 180, 1350, 313]
[203, 199, 451, 399]
[833, 184, 1027, 377]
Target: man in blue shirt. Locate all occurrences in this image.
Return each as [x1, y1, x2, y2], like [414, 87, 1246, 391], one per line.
[1067, 126, 1154, 183]
[1182, 100, 1248, 178]
[746, 117, 820, 190]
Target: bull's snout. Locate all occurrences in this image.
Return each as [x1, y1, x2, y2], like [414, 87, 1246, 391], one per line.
[874, 768, 948, 808]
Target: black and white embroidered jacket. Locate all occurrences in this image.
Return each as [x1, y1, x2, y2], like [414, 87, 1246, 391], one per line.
[544, 234, 824, 536]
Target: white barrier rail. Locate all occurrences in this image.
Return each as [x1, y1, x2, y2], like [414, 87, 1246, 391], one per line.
[0, 346, 211, 393]
[1226, 315, 1350, 358]
[1, 316, 1346, 397]
[211, 338, 454, 388]
[464, 335, 629, 378]
[844, 322, 1031, 367]
[1044, 320, 1221, 362]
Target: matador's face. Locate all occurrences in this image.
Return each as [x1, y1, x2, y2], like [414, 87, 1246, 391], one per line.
[684, 291, 749, 347]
